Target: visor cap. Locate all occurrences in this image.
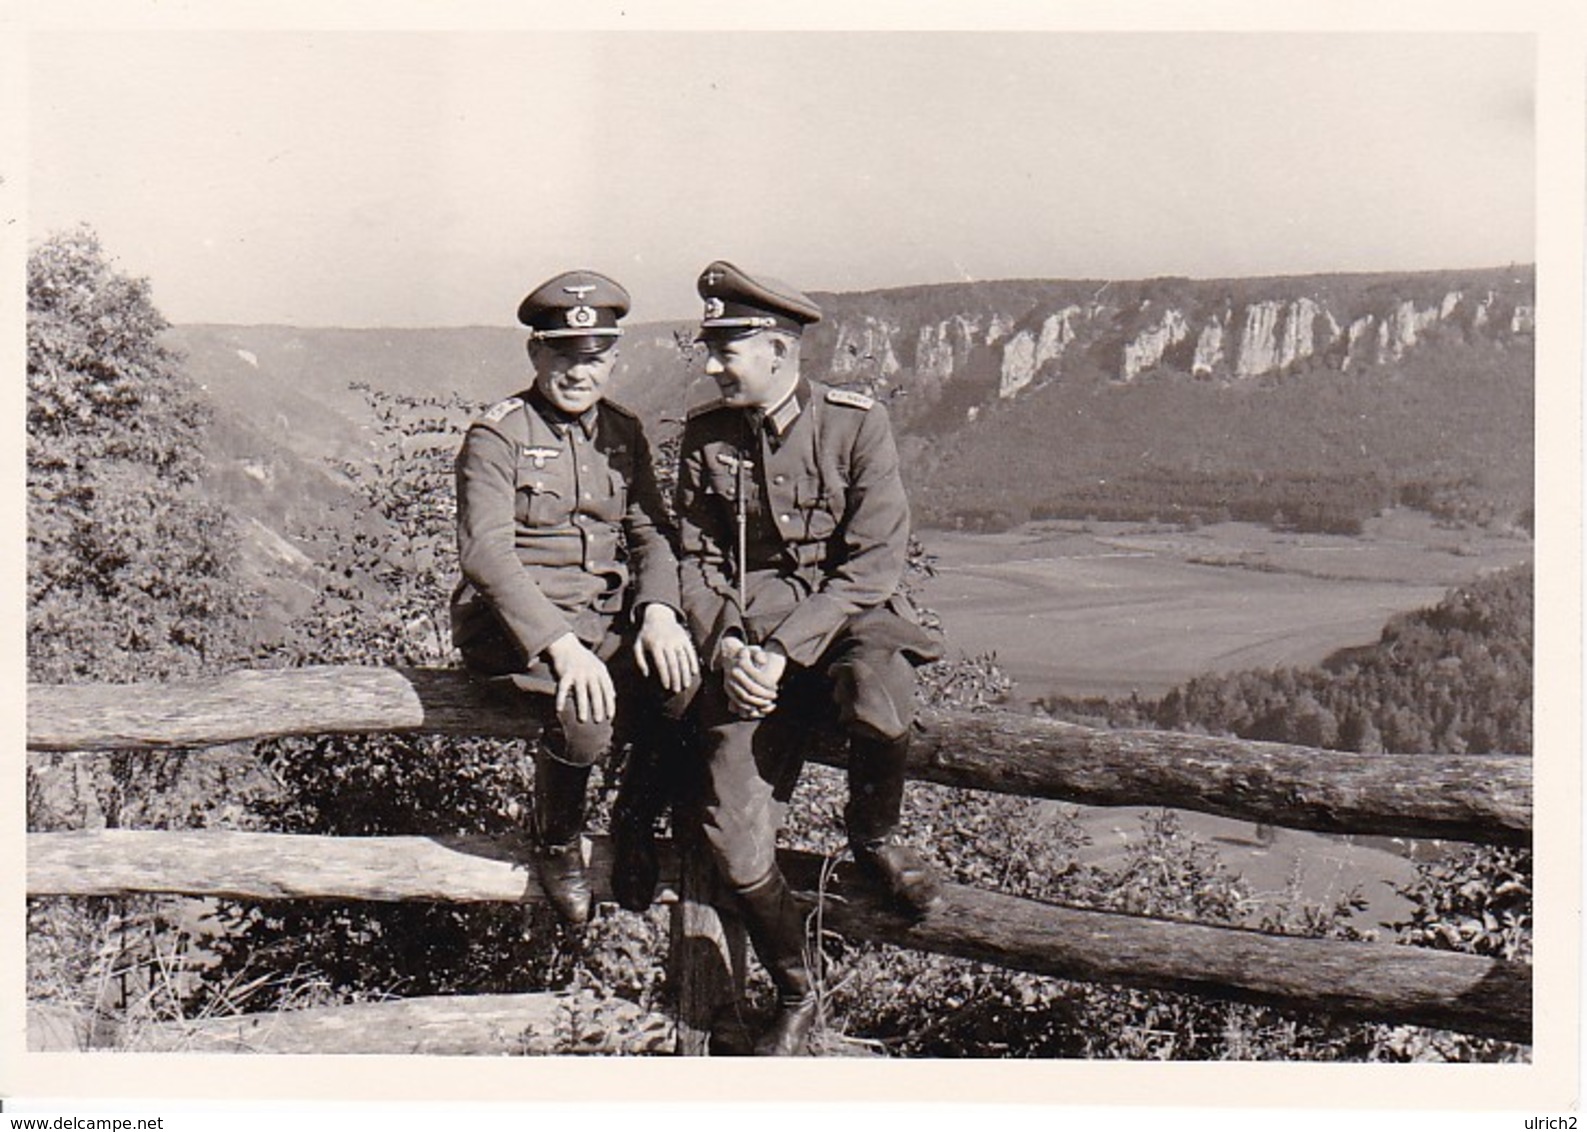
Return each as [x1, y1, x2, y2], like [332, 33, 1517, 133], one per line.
[518, 269, 630, 355]
[696, 260, 822, 341]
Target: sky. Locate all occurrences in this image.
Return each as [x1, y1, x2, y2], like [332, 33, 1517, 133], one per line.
[26, 28, 1536, 327]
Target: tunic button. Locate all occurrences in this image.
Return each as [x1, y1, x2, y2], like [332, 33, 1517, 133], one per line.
[773, 474, 787, 485]
[780, 514, 792, 524]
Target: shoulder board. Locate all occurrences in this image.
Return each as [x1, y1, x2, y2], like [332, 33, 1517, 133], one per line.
[825, 388, 875, 411]
[600, 398, 638, 420]
[687, 398, 728, 420]
[479, 396, 524, 425]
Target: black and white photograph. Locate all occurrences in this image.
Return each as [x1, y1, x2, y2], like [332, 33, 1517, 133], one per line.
[6, 0, 1582, 1124]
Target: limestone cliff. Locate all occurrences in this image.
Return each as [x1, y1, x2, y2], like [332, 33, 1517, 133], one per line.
[1121, 307, 1191, 383]
[1000, 306, 1081, 397]
[803, 268, 1533, 420]
[916, 314, 984, 381]
[829, 315, 904, 384]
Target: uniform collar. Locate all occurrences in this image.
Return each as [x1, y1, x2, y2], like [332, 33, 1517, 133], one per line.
[752, 377, 808, 445]
[526, 385, 599, 439]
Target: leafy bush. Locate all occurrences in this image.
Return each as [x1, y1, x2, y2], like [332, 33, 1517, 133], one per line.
[25, 227, 261, 1032]
[27, 225, 250, 686]
[1395, 847, 1531, 962]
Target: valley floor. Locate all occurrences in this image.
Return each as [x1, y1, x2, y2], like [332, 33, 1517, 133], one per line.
[917, 510, 1532, 702]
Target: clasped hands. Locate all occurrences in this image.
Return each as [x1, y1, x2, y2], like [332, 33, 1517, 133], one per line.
[546, 605, 699, 724]
[718, 637, 787, 720]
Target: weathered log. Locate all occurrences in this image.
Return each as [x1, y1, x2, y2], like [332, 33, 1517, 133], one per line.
[26, 665, 545, 751]
[891, 714, 1532, 847]
[26, 666, 1531, 845]
[26, 829, 677, 905]
[28, 992, 670, 1055]
[777, 853, 1531, 1046]
[26, 831, 1529, 1044]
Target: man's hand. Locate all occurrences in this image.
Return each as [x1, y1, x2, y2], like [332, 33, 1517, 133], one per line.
[634, 604, 699, 694]
[546, 633, 616, 724]
[724, 644, 787, 719]
[715, 635, 748, 672]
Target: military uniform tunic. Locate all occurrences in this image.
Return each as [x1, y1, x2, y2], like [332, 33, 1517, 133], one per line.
[453, 387, 680, 662]
[676, 377, 933, 666]
[451, 387, 683, 763]
[675, 377, 942, 888]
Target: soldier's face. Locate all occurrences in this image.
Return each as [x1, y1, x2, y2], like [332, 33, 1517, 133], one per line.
[703, 332, 794, 410]
[530, 343, 617, 416]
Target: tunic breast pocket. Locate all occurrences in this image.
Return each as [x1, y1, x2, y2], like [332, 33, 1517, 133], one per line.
[793, 475, 839, 541]
[586, 467, 627, 523]
[516, 472, 569, 528]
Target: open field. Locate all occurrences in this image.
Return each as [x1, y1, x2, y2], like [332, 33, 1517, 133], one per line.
[917, 511, 1531, 928]
[918, 510, 1533, 702]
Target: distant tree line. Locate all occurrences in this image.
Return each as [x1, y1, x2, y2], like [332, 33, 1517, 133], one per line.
[1042, 564, 1533, 758]
[920, 468, 1523, 537]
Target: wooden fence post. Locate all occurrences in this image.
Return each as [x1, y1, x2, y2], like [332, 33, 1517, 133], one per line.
[668, 814, 748, 1055]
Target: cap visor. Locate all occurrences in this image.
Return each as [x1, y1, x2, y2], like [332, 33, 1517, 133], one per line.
[542, 335, 619, 356]
[695, 324, 762, 344]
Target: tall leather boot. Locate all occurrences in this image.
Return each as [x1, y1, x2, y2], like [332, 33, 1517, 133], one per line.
[609, 730, 678, 913]
[735, 870, 819, 1057]
[845, 732, 943, 918]
[534, 756, 594, 927]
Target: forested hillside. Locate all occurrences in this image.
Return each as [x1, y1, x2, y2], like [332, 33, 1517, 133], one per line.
[906, 339, 1533, 534]
[1043, 565, 1533, 757]
[1158, 566, 1531, 755]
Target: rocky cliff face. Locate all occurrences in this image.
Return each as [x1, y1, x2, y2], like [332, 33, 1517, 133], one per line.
[803, 268, 1534, 426]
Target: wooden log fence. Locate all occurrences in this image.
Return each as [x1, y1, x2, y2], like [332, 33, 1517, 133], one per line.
[28, 665, 1531, 845]
[25, 665, 1534, 1052]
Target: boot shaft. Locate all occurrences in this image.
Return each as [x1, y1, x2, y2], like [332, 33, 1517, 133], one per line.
[734, 870, 816, 1003]
[843, 732, 911, 845]
[534, 756, 592, 848]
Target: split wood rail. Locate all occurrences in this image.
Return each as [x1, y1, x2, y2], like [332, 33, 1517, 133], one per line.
[26, 665, 1533, 1052]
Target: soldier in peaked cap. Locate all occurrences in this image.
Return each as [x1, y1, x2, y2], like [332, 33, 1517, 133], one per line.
[674, 260, 946, 1055]
[450, 269, 699, 927]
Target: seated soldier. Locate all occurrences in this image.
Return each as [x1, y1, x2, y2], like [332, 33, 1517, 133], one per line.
[674, 260, 946, 1055]
[450, 269, 697, 926]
